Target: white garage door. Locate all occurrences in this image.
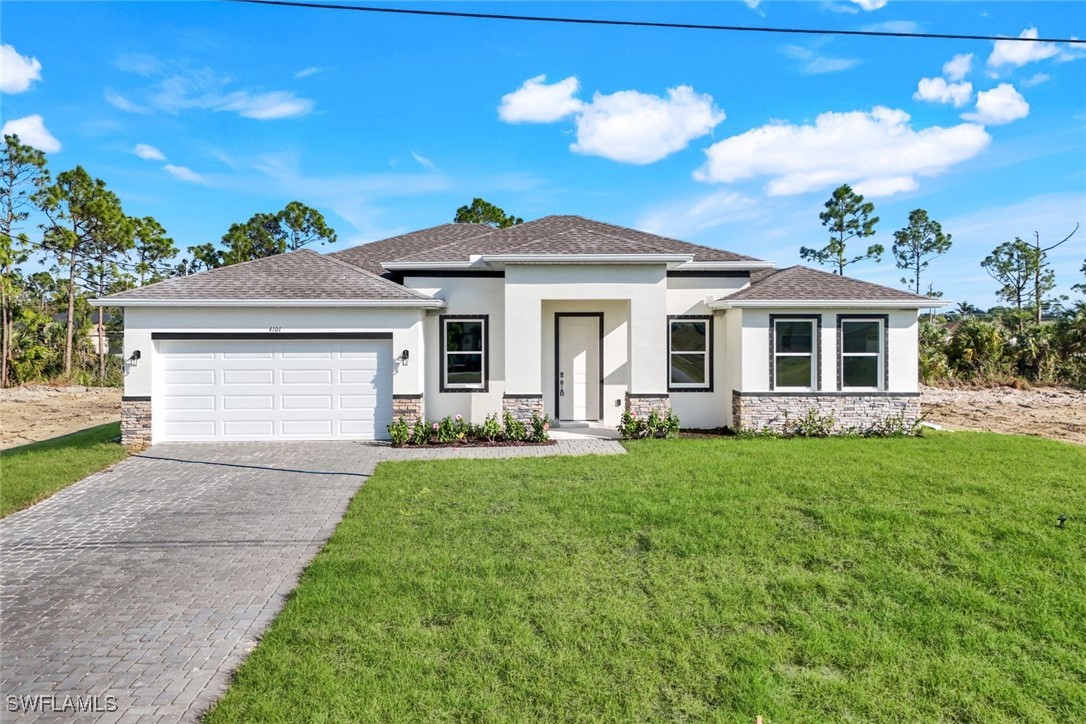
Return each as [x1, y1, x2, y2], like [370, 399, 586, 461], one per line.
[158, 337, 392, 441]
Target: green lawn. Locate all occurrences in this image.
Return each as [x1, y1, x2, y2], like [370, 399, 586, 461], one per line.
[208, 433, 1085, 723]
[1, 422, 126, 517]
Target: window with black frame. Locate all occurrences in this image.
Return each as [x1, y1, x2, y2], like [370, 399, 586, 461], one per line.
[840, 319, 883, 390]
[669, 317, 710, 390]
[442, 317, 486, 390]
[773, 319, 816, 390]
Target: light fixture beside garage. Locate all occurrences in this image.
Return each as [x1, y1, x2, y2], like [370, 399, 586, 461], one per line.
[399, 349, 410, 366]
[128, 349, 141, 364]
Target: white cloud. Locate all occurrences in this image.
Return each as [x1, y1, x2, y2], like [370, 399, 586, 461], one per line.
[499, 77, 724, 164]
[943, 53, 973, 81]
[1021, 72, 1050, 88]
[411, 151, 435, 170]
[638, 190, 762, 238]
[105, 90, 150, 114]
[782, 45, 862, 75]
[988, 27, 1060, 67]
[1, 44, 42, 94]
[163, 164, 204, 183]
[571, 86, 725, 164]
[961, 83, 1029, 126]
[914, 77, 972, 107]
[113, 53, 162, 77]
[849, 0, 887, 10]
[498, 75, 583, 123]
[216, 91, 313, 120]
[133, 143, 166, 161]
[862, 20, 922, 34]
[293, 66, 321, 79]
[1, 114, 60, 153]
[695, 106, 990, 197]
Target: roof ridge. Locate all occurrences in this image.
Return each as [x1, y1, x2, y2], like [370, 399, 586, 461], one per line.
[316, 250, 436, 300]
[384, 225, 500, 263]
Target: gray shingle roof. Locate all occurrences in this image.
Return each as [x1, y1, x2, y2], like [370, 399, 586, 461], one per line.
[727, 265, 932, 302]
[341, 216, 763, 266]
[329, 223, 491, 275]
[101, 249, 436, 303]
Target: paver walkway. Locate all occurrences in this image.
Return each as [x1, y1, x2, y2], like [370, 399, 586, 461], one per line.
[0, 438, 622, 722]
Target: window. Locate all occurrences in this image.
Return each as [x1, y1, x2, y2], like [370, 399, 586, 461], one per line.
[773, 318, 817, 390]
[840, 318, 884, 390]
[441, 316, 487, 391]
[669, 317, 712, 391]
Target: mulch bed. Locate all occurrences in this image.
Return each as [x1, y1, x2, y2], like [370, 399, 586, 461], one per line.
[392, 439, 558, 449]
[679, 428, 733, 439]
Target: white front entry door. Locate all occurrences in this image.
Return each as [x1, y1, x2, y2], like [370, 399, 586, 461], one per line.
[158, 338, 392, 441]
[557, 316, 601, 421]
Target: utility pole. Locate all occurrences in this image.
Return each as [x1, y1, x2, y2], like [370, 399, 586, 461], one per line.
[1034, 224, 1079, 324]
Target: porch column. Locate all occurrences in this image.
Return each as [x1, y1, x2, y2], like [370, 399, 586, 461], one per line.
[626, 277, 670, 416]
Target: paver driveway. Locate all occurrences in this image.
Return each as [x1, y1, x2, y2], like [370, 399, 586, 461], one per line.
[0, 437, 622, 722]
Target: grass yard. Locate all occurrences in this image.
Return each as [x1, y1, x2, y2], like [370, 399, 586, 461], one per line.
[208, 433, 1085, 723]
[1, 422, 126, 518]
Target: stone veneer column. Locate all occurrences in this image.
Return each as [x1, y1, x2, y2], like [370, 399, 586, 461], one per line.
[502, 394, 544, 424]
[120, 397, 152, 447]
[391, 394, 425, 426]
[624, 393, 671, 418]
[732, 391, 921, 433]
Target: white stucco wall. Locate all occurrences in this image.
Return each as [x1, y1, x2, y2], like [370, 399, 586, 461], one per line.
[404, 275, 506, 423]
[663, 276, 750, 429]
[121, 306, 426, 400]
[504, 265, 669, 397]
[737, 308, 919, 393]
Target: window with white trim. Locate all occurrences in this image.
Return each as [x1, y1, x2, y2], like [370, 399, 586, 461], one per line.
[773, 319, 816, 390]
[441, 316, 486, 391]
[840, 319, 883, 390]
[668, 317, 711, 390]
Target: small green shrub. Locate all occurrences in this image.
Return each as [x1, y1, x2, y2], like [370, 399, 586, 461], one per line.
[503, 411, 527, 442]
[387, 417, 410, 446]
[410, 419, 430, 446]
[528, 412, 552, 442]
[618, 409, 680, 440]
[785, 408, 836, 438]
[480, 413, 503, 442]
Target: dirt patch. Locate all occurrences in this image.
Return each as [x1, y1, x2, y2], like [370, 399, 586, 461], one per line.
[1, 385, 122, 449]
[921, 384, 1086, 446]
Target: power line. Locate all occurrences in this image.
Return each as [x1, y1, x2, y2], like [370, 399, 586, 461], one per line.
[225, 0, 1085, 45]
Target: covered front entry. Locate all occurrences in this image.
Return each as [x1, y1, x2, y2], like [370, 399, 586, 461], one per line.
[155, 334, 393, 441]
[555, 313, 602, 421]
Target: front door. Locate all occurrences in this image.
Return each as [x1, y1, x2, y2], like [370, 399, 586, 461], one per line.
[557, 314, 601, 421]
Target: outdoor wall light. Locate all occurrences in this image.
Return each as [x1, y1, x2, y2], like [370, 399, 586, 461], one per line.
[128, 349, 141, 364]
[400, 349, 409, 366]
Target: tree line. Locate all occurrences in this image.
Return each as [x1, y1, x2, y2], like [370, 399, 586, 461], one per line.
[2, 135, 1083, 390]
[1, 134, 336, 388]
[800, 183, 1085, 388]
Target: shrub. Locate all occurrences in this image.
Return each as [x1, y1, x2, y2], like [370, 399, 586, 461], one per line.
[863, 412, 925, 438]
[503, 411, 527, 442]
[619, 409, 680, 440]
[785, 408, 836, 438]
[410, 419, 430, 446]
[480, 413, 503, 442]
[528, 412, 551, 442]
[387, 417, 410, 446]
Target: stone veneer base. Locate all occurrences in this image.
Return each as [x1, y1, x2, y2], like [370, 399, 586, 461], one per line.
[502, 395, 544, 424]
[391, 395, 424, 427]
[624, 393, 670, 419]
[732, 391, 921, 433]
[120, 398, 152, 447]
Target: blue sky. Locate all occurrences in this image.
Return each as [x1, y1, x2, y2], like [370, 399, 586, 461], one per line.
[2, 1, 1084, 307]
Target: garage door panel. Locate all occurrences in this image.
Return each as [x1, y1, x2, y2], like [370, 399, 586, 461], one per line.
[164, 420, 217, 437]
[222, 395, 274, 410]
[164, 395, 216, 411]
[223, 420, 275, 437]
[159, 338, 391, 441]
[281, 395, 332, 410]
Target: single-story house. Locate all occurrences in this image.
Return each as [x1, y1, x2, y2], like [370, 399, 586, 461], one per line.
[93, 215, 946, 445]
